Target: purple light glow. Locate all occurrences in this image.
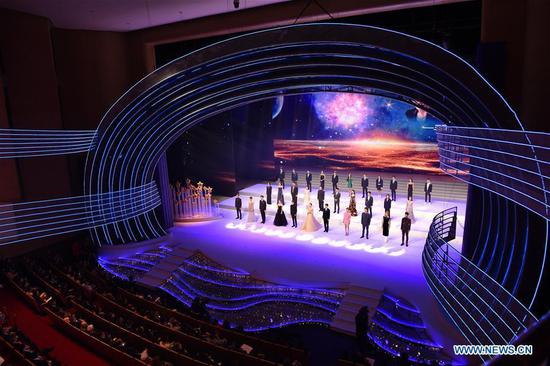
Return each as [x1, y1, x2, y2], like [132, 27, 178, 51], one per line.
[169, 272, 341, 306]
[313, 93, 371, 131]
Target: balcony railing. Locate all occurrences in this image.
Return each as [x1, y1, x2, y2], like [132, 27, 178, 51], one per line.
[422, 207, 538, 362]
[435, 125, 550, 220]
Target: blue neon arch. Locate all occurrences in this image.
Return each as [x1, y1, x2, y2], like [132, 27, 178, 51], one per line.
[85, 23, 525, 246]
[83, 21, 550, 326]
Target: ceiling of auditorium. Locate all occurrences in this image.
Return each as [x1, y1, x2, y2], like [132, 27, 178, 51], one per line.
[0, 0, 290, 31]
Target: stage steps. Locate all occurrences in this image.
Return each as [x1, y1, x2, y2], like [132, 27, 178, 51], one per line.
[138, 246, 194, 287]
[330, 285, 383, 336]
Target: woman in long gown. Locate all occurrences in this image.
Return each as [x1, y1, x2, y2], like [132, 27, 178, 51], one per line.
[405, 198, 415, 223]
[301, 203, 322, 232]
[303, 187, 311, 206]
[319, 171, 325, 190]
[277, 182, 284, 205]
[346, 173, 353, 188]
[266, 182, 272, 204]
[348, 189, 358, 216]
[407, 178, 414, 200]
[382, 211, 391, 243]
[273, 201, 288, 226]
[343, 208, 352, 236]
[246, 197, 256, 223]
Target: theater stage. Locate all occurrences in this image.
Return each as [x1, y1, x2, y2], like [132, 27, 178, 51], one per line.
[167, 176, 469, 356]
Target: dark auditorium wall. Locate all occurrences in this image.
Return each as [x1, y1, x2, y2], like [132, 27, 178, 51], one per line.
[0, 9, 71, 201]
[0, 72, 21, 202]
[0, 10, 70, 200]
[480, 0, 550, 133]
[0, 9, 75, 255]
[51, 29, 138, 194]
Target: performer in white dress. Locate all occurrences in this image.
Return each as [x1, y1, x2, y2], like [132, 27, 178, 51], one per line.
[405, 197, 415, 223]
[303, 187, 311, 206]
[301, 203, 322, 232]
[246, 196, 256, 223]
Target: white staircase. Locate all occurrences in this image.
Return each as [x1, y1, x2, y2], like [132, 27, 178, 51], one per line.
[330, 285, 383, 336]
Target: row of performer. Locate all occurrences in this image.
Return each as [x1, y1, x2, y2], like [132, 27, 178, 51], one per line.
[234, 194, 414, 246]
[265, 183, 420, 218]
[270, 169, 435, 202]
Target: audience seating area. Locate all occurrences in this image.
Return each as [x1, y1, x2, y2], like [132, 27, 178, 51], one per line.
[1, 248, 310, 366]
[0, 243, 431, 366]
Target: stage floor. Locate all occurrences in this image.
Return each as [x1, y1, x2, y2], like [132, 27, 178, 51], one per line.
[169, 180, 468, 356]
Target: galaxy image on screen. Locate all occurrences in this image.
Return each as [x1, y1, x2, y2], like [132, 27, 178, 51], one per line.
[272, 92, 442, 174]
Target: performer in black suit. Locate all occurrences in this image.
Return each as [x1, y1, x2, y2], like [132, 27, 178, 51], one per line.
[291, 169, 298, 184]
[235, 193, 242, 220]
[407, 178, 414, 200]
[424, 178, 432, 203]
[360, 207, 372, 239]
[389, 176, 398, 201]
[317, 187, 325, 211]
[266, 182, 272, 205]
[322, 204, 331, 232]
[365, 191, 374, 213]
[401, 212, 412, 247]
[383, 194, 392, 217]
[361, 174, 368, 198]
[259, 195, 267, 224]
[278, 168, 285, 189]
[290, 201, 298, 227]
[375, 176, 383, 195]
[331, 171, 339, 192]
[319, 171, 326, 190]
[333, 188, 341, 213]
[305, 170, 313, 191]
[291, 182, 298, 204]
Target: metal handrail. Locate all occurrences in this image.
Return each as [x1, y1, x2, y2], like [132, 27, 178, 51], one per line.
[422, 208, 538, 362]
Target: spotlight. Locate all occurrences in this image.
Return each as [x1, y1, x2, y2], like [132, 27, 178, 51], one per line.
[233, 0, 239, 9]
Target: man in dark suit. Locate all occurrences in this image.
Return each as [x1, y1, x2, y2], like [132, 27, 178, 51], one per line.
[322, 204, 331, 232]
[331, 171, 339, 193]
[360, 207, 372, 239]
[259, 195, 267, 224]
[235, 193, 242, 219]
[383, 193, 392, 217]
[279, 168, 285, 189]
[401, 212, 412, 246]
[376, 176, 383, 194]
[291, 169, 298, 184]
[424, 178, 432, 203]
[333, 188, 341, 213]
[290, 202, 298, 227]
[305, 170, 313, 191]
[317, 187, 325, 211]
[365, 191, 374, 213]
[390, 176, 398, 201]
[361, 174, 368, 198]
[291, 182, 298, 204]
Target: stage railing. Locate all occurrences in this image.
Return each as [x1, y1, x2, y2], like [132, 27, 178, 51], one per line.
[435, 125, 549, 219]
[422, 207, 538, 362]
